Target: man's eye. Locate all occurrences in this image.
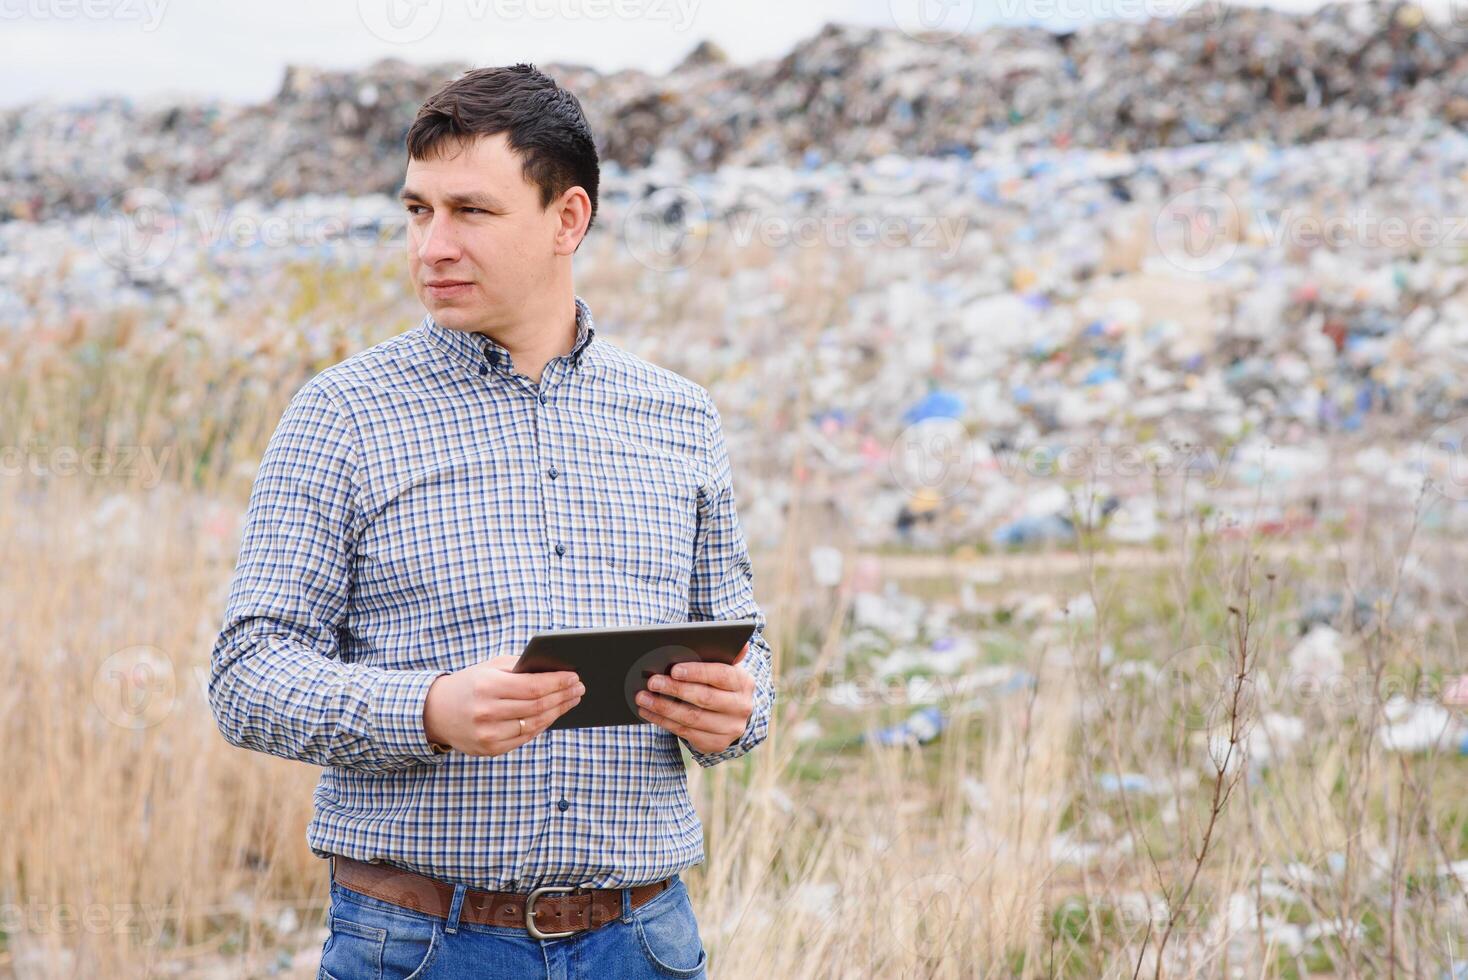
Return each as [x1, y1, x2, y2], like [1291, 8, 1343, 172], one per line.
[463, 208, 486, 214]
[405, 204, 427, 215]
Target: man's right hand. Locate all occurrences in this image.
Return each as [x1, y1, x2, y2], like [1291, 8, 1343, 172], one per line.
[422, 655, 584, 757]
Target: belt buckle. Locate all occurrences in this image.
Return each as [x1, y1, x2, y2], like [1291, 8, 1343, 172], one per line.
[525, 883, 593, 940]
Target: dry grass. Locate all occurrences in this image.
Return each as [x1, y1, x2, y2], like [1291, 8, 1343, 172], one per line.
[4, 249, 1468, 978]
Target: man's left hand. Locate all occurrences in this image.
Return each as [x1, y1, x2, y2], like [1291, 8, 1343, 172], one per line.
[636, 642, 754, 754]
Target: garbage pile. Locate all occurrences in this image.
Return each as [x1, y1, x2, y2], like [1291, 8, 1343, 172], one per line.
[590, 131, 1468, 553]
[9, 125, 1468, 553]
[7, 4, 1468, 556]
[0, 58, 460, 222]
[5, 2, 1468, 221]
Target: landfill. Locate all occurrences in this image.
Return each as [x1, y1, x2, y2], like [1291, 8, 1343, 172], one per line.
[8, 8, 1468, 562]
[11, 124, 1468, 556]
[5, 3, 1468, 221]
[4, 2, 1468, 757]
[9, 7, 1468, 975]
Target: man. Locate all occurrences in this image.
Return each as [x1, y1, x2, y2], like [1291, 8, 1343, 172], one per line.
[208, 64, 775, 980]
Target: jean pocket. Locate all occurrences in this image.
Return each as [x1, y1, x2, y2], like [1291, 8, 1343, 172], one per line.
[319, 912, 385, 980]
[633, 880, 708, 979]
[319, 889, 444, 980]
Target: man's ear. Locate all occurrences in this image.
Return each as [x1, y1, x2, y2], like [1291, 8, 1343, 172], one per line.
[554, 185, 592, 255]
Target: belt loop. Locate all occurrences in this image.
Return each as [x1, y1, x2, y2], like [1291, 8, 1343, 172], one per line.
[328, 854, 336, 885]
[445, 882, 467, 935]
[620, 883, 632, 923]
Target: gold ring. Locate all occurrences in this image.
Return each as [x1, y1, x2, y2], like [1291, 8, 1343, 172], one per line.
[518, 717, 525, 735]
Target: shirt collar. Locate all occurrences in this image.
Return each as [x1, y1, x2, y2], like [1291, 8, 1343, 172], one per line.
[422, 295, 597, 378]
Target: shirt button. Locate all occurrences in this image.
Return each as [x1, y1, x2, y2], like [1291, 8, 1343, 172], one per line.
[538, 393, 547, 406]
[478, 364, 488, 376]
[554, 543, 565, 557]
[548, 466, 559, 480]
[557, 798, 570, 812]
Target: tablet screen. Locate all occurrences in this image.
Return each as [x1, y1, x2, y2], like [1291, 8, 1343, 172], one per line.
[511, 619, 758, 730]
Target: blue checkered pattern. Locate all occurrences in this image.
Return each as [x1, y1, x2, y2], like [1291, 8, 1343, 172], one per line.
[208, 295, 775, 891]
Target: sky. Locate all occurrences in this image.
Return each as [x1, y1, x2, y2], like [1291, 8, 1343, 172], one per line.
[0, 0, 1351, 109]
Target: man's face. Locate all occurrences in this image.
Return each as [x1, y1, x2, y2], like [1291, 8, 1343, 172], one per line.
[401, 132, 567, 330]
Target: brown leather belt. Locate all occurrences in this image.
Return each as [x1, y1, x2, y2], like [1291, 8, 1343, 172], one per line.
[330, 855, 673, 940]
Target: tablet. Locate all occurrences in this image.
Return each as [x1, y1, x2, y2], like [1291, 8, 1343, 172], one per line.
[511, 619, 759, 730]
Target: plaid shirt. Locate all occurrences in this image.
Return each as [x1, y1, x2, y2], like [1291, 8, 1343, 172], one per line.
[208, 295, 775, 891]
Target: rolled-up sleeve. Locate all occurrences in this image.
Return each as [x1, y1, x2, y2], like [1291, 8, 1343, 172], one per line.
[207, 380, 449, 772]
[681, 389, 777, 768]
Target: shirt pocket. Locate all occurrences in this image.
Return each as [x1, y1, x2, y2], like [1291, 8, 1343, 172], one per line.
[587, 445, 699, 598]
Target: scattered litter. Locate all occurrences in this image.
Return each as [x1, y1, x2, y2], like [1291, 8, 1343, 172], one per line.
[863, 706, 946, 747]
[1288, 625, 1345, 688]
[1377, 699, 1468, 753]
[1097, 772, 1163, 794]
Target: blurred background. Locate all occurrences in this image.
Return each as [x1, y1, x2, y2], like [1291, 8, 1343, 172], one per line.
[6, 0, 1468, 976]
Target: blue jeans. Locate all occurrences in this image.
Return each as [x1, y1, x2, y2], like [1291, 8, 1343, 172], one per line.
[317, 865, 709, 980]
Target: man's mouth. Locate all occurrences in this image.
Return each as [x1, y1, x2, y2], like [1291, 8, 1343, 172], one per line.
[426, 280, 473, 297]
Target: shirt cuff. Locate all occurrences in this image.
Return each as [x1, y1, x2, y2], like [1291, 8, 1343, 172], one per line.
[370, 669, 453, 768]
[681, 710, 758, 768]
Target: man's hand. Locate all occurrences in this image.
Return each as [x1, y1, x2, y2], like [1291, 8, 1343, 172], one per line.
[635, 642, 755, 754]
[423, 655, 584, 757]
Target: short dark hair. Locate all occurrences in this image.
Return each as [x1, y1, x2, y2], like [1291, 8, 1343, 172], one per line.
[406, 64, 600, 238]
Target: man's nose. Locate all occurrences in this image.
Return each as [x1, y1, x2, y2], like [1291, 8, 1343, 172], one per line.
[416, 215, 461, 264]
